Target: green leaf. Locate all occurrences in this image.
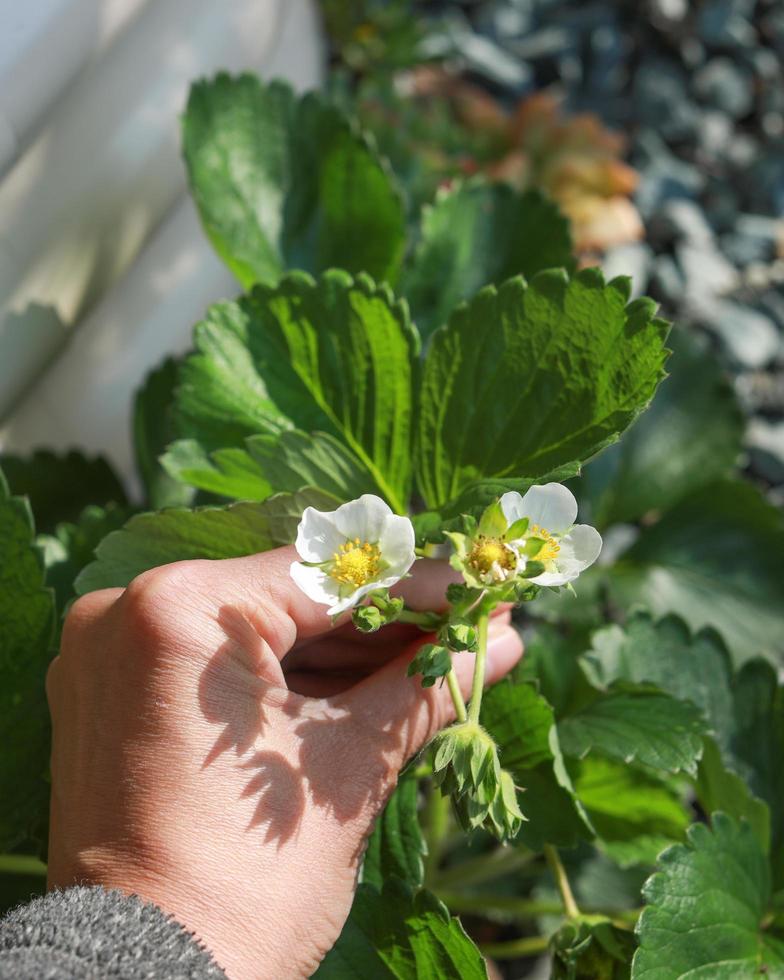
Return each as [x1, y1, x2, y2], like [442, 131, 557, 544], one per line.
[404, 182, 573, 342]
[74, 489, 336, 593]
[606, 480, 784, 665]
[728, 660, 784, 885]
[161, 439, 273, 501]
[174, 272, 418, 513]
[559, 688, 707, 776]
[582, 613, 735, 753]
[362, 774, 425, 889]
[407, 644, 453, 688]
[416, 269, 670, 508]
[632, 813, 784, 979]
[38, 503, 130, 614]
[412, 468, 580, 543]
[516, 624, 596, 718]
[254, 487, 342, 546]
[571, 756, 690, 868]
[183, 74, 405, 288]
[133, 357, 193, 509]
[551, 916, 635, 979]
[577, 329, 744, 528]
[165, 426, 378, 505]
[695, 737, 771, 856]
[173, 299, 293, 453]
[0, 469, 55, 851]
[587, 616, 783, 870]
[315, 879, 487, 979]
[481, 679, 593, 849]
[0, 450, 127, 534]
[245, 430, 378, 500]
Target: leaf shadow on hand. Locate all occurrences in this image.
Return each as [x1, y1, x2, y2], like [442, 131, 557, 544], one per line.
[197, 605, 428, 856]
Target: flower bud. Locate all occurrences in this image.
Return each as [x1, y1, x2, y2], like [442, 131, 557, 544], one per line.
[439, 622, 478, 652]
[352, 604, 384, 633]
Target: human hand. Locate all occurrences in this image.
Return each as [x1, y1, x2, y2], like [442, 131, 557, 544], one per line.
[46, 546, 522, 979]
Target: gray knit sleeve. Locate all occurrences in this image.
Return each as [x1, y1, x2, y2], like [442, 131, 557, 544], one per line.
[0, 886, 228, 979]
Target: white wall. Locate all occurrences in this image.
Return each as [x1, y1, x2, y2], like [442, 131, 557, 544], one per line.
[0, 0, 324, 492]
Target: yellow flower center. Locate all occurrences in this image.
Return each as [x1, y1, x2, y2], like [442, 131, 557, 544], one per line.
[531, 525, 560, 562]
[468, 536, 517, 576]
[330, 538, 382, 588]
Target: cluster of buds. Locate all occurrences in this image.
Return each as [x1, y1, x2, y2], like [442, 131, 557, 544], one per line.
[430, 722, 523, 841]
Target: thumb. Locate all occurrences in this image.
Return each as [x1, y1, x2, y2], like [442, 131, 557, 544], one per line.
[339, 615, 523, 772]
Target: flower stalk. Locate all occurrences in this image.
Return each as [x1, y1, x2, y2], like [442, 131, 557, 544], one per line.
[445, 668, 467, 723]
[467, 612, 489, 725]
[544, 844, 580, 919]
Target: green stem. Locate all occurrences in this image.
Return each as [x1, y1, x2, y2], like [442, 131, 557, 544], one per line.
[423, 784, 451, 882]
[480, 935, 550, 960]
[0, 854, 47, 876]
[397, 608, 442, 630]
[467, 612, 489, 725]
[438, 890, 642, 925]
[431, 846, 535, 891]
[544, 844, 580, 919]
[445, 668, 467, 723]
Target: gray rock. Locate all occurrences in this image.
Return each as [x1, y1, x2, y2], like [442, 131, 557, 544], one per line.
[721, 228, 778, 268]
[651, 254, 686, 306]
[602, 243, 653, 298]
[634, 59, 700, 139]
[697, 1, 756, 48]
[633, 133, 704, 219]
[757, 289, 784, 334]
[677, 242, 740, 309]
[701, 300, 780, 368]
[746, 418, 784, 483]
[660, 199, 716, 246]
[696, 110, 735, 159]
[722, 215, 784, 266]
[508, 26, 573, 61]
[693, 57, 754, 118]
[726, 132, 760, 169]
[649, 0, 688, 22]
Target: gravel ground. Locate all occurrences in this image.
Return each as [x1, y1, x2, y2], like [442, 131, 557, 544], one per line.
[429, 0, 784, 500]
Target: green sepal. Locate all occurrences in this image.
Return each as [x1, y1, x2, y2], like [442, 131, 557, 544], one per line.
[505, 516, 530, 540]
[477, 499, 507, 538]
[439, 622, 478, 653]
[521, 560, 545, 579]
[353, 605, 385, 633]
[523, 536, 545, 558]
[355, 590, 405, 632]
[550, 916, 635, 979]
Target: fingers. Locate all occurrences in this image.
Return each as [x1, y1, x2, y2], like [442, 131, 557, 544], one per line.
[339, 618, 523, 769]
[136, 547, 464, 661]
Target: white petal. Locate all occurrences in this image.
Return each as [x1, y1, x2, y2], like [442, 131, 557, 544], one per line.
[290, 561, 340, 606]
[334, 494, 394, 542]
[295, 507, 343, 562]
[378, 514, 417, 572]
[527, 524, 602, 587]
[564, 524, 603, 568]
[527, 568, 573, 587]
[516, 483, 578, 534]
[500, 491, 525, 525]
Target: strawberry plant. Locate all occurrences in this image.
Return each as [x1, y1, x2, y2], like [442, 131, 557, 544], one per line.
[1, 73, 783, 978]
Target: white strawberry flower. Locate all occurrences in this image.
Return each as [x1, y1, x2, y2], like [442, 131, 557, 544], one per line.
[500, 483, 602, 587]
[290, 494, 416, 616]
